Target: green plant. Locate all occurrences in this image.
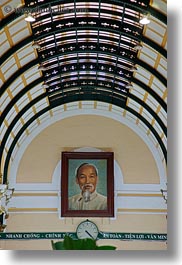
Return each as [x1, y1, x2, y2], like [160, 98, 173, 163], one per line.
[51, 235, 116, 250]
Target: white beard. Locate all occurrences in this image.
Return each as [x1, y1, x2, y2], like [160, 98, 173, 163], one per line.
[82, 190, 91, 202]
[80, 183, 94, 202]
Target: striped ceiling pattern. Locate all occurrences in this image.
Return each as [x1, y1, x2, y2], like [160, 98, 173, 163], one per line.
[0, 0, 167, 184]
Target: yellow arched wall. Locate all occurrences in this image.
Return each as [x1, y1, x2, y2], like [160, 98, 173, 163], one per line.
[17, 115, 159, 184]
[0, 115, 166, 250]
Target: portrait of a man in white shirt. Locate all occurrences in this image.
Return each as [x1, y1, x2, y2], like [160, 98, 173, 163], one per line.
[68, 163, 107, 210]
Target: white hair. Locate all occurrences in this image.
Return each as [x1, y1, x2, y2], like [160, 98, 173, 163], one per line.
[75, 163, 98, 178]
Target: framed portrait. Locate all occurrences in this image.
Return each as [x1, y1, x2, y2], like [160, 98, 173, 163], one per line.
[61, 152, 114, 217]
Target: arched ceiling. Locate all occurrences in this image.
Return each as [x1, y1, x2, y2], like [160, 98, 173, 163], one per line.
[0, 0, 167, 184]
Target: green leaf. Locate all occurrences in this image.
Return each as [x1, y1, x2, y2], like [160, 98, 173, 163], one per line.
[79, 238, 97, 250]
[64, 237, 97, 250]
[51, 240, 56, 250]
[51, 240, 65, 250]
[63, 235, 74, 250]
[51, 236, 116, 250]
[72, 238, 84, 250]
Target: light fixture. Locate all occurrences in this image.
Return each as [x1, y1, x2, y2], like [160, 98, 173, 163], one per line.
[134, 44, 143, 51]
[0, 184, 14, 207]
[32, 41, 41, 49]
[160, 189, 167, 204]
[0, 181, 14, 231]
[24, 13, 35, 22]
[125, 83, 133, 89]
[0, 224, 7, 232]
[42, 82, 49, 89]
[160, 183, 167, 204]
[139, 14, 150, 25]
[38, 64, 47, 71]
[129, 66, 138, 72]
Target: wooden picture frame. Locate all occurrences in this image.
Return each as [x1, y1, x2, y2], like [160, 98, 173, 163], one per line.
[61, 152, 114, 217]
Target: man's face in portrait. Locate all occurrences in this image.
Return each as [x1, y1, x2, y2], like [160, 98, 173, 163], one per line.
[76, 164, 98, 194]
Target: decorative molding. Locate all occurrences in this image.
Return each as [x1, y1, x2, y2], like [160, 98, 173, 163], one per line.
[9, 105, 166, 187]
[9, 208, 57, 212]
[118, 209, 167, 213]
[117, 193, 162, 197]
[13, 192, 58, 197]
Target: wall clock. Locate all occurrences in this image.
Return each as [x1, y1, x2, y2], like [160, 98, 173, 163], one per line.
[76, 220, 99, 239]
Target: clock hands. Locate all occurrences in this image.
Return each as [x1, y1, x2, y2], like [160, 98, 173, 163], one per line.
[85, 230, 94, 239]
[76, 220, 99, 239]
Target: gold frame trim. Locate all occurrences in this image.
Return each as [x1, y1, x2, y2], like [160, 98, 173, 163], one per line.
[9, 208, 57, 212]
[118, 208, 167, 213]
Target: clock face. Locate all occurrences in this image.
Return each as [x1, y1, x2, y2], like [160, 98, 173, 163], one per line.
[76, 220, 99, 239]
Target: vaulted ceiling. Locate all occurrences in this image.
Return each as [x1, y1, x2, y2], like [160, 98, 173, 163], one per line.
[0, 0, 167, 184]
